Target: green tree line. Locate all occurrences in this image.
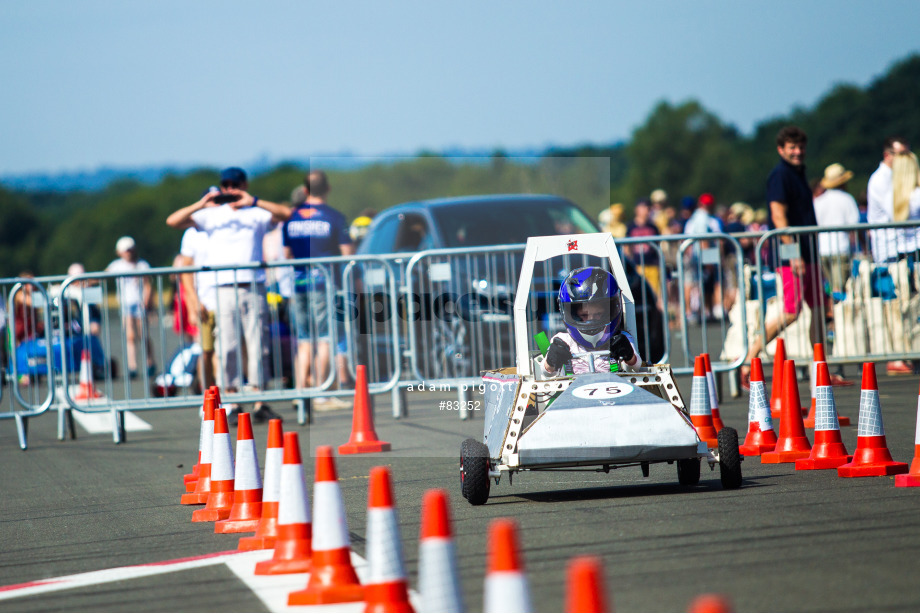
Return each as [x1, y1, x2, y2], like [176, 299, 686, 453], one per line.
[2, 54, 918, 277]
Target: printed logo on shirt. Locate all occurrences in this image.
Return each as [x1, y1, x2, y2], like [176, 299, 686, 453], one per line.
[286, 219, 332, 238]
[297, 208, 319, 219]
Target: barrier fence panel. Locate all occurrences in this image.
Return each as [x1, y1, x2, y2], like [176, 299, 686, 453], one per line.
[3, 278, 57, 449]
[752, 221, 920, 371]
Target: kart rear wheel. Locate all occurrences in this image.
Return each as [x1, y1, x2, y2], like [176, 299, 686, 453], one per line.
[718, 427, 743, 489]
[460, 438, 491, 505]
[677, 457, 701, 486]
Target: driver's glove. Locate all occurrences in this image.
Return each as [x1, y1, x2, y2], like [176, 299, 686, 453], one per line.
[609, 332, 635, 363]
[545, 338, 572, 372]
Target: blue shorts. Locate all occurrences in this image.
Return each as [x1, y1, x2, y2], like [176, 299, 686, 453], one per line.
[293, 289, 329, 341]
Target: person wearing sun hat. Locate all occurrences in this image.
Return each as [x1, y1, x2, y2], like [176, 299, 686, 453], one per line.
[813, 163, 860, 293]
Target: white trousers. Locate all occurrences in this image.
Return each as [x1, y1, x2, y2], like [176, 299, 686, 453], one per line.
[215, 284, 268, 390]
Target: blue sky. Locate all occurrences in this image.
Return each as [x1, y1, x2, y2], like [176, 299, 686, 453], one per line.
[1, 0, 918, 176]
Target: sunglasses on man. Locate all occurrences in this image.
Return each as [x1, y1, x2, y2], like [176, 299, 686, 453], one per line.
[221, 180, 243, 189]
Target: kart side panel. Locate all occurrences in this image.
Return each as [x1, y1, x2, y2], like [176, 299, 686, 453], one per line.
[482, 370, 521, 460]
[516, 373, 700, 467]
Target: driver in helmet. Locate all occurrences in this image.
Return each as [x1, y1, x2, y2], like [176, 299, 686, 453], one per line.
[541, 266, 641, 375]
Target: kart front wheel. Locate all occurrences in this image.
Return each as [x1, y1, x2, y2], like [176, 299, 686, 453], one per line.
[677, 457, 701, 486]
[718, 427, 743, 489]
[460, 438, 491, 505]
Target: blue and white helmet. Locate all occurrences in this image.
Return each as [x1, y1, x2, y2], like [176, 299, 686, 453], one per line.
[558, 266, 622, 350]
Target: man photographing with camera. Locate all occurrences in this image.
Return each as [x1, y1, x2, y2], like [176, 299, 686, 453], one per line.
[167, 167, 291, 423]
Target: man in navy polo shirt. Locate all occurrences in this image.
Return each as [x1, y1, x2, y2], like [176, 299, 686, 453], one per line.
[282, 170, 354, 408]
[741, 126, 839, 388]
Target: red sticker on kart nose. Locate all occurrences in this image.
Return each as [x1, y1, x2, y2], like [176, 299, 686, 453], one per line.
[571, 382, 633, 400]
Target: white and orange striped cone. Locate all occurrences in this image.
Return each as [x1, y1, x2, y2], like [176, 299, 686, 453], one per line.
[703, 354, 724, 432]
[192, 406, 235, 522]
[804, 344, 850, 428]
[239, 419, 284, 550]
[339, 365, 391, 455]
[687, 593, 734, 612]
[254, 431, 313, 574]
[738, 358, 777, 456]
[895, 381, 920, 487]
[183, 389, 215, 492]
[73, 349, 102, 400]
[795, 362, 852, 470]
[363, 466, 413, 613]
[565, 556, 609, 613]
[838, 363, 909, 478]
[418, 489, 464, 613]
[690, 356, 719, 448]
[761, 360, 812, 464]
[484, 518, 532, 613]
[181, 394, 215, 505]
[769, 338, 787, 419]
[288, 446, 364, 605]
[215, 411, 263, 533]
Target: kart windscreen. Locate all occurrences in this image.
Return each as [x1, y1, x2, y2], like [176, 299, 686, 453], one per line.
[432, 200, 597, 248]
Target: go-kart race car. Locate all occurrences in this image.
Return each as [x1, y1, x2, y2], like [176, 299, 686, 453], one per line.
[460, 233, 742, 505]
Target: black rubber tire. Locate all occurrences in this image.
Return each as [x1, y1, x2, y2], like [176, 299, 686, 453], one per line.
[718, 427, 743, 489]
[460, 438, 491, 505]
[677, 457, 701, 486]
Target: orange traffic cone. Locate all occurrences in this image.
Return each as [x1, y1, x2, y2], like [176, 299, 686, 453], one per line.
[895, 382, 920, 487]
[796, 362, 851, 470]
[184, 389, 215, 491]
[703, 354, 724, 432]
[418, 489, 464, 613]
[761, 360, 812, 463]
[255, 431, 312, 574]
[73, 349, 102, 400]
[688, 593, 734, 612]
[192, 406, 236, 522]
[181, 395, 215, 505]
[339, 365, 391, 455]
[363, 466, 413, 613]
[739, 358, 777, 456]
[565, 556, 609, 613]
[288, 446, 364, 605]
[804, 344, 850, 428]
[215, 410, 263, 533]
[769, 338, 787, 419]
[483, 519, 532, 613]
[838, 363, 909, 478]
[239, 419, 284, 550]
[690, 356, 718, 448]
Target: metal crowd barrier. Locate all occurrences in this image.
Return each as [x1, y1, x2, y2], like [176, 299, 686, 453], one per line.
[6, 223, 917, 449]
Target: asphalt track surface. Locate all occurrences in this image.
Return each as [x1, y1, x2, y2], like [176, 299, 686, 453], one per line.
[2, 366, 920, 612]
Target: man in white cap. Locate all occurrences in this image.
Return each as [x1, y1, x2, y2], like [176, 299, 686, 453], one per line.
[105, 236, 154, 379]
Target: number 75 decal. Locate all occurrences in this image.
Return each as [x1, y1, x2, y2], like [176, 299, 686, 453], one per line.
[572, 382, 633, 400]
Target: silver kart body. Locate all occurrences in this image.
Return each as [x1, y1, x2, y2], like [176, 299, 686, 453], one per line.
[482, 233, 710, 476]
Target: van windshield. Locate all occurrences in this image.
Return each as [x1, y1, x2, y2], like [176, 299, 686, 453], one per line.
[431, 199, 597, 248]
